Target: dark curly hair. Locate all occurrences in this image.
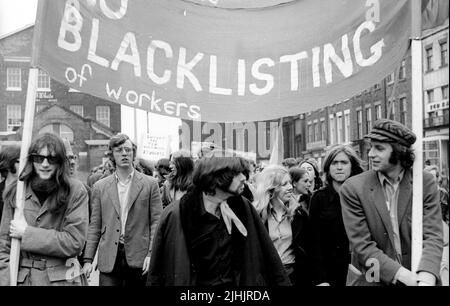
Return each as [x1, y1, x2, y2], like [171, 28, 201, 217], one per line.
[389, 143, 415, 170]
[193, 156, 249, 195]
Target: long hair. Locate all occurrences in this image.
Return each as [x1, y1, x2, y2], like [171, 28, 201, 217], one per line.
[252, 165, 299, 224]
[389, 143, 415, 170]
[167, 150, 194, 192]
[193, 156, 249, 195]
[322, 144, 365, 186]
[19, 133, 71, 213]
[0, 145, 20, 178]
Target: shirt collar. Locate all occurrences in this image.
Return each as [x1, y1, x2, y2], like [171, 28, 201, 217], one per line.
[114, 168, 135, 184]
[269, 198, 289, 217]
[377, 169, 405, 188]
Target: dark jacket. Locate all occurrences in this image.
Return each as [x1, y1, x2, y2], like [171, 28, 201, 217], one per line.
[147, 190, 291, 286]
[309, 184, 350, 286]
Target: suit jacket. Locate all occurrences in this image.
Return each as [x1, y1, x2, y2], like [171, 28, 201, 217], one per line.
[84, 171, 163, 273]
[340, 169, 443, 286]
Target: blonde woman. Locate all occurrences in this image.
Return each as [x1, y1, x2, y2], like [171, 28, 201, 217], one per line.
[253, 165, 311, 286]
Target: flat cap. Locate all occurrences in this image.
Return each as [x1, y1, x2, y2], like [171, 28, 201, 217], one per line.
[364, 119, 416, 147]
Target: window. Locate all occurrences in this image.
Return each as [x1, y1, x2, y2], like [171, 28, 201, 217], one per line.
[96, 106, 110, 127]
[440, 40, 448, 67]
[399, 60, 406, 79]
[321, 120, 326, 142]
[6, 67, 21, 91]
[400, 97, 407, 125]
[37, 70, 51, 91]
[344, 112, 350, 143]
[7, 105, 22, 131]
[388, 100, 397, 120]
[427, 89, 435, 104]
[357, 110, 363, 139]
[307, 123, 313, 143]
[373, 83, 380, 90]
[39, 123, 74, 143]
[329, 115, 336, 145]
[70, 105, 84, 117]
[365, 108, 372, 134]
[294, 119, 301, 135]
[36, 105, 46, 113]
[337, 114, 343, 143]
[425, 46, 433, 71]
[375, 104, 382, 121]
[386, 72, 394, 85]
[314, 122, 320, 142]
[442, 85, 449, 100]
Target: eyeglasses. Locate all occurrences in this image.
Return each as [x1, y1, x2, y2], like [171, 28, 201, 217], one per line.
[113, 147, 133, 154]
[30, 154, 59, 165]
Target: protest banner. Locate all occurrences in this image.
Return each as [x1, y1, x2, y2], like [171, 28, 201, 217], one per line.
[34, 0, 413, 122]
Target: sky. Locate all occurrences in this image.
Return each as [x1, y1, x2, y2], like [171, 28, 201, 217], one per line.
[0, 0, 181, 154]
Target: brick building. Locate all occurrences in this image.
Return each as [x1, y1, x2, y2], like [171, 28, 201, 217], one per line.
[422, 22, 449, 171]
[0, 25, 121, 172]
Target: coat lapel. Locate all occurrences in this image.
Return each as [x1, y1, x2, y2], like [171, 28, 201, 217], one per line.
[397, 170, 412, 226]
[369, 173, 397, 250]
[106, 176, 121, 218]
[127, 171, 143, 212]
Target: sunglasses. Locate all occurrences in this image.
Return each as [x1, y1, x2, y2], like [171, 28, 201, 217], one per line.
[30, 154, 59, 165]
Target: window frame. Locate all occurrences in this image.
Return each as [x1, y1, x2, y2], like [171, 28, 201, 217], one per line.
[6, 67, 22, 91]
[6, 104, 22, 131]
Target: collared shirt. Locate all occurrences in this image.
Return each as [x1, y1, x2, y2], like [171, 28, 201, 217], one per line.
[114, 169, 135, 244]
[188, 197, 234, 286]
[377, 169, 405, 262]
[268, 199, 295, 265]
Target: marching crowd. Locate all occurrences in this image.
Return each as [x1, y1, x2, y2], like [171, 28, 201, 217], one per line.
[0, 119, 448, 286]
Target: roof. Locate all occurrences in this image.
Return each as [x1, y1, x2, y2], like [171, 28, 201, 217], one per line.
[0, 24, 34, 41]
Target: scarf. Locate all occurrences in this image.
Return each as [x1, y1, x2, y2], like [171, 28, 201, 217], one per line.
[30, 175, 58, 205]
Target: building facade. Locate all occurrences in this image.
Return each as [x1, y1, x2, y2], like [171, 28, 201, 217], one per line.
[422, 22, 449, 172]
[0, 25, 121, 172]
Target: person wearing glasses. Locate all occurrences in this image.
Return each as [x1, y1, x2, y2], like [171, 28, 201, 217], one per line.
[82, 133, 163, 286]
[0, 133, 89, 286]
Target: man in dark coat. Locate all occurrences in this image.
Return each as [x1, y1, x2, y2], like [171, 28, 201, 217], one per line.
[147, 156, 291, 286]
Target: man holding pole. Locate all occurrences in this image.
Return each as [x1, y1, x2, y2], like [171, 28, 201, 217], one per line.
[340, 119, 443, 286]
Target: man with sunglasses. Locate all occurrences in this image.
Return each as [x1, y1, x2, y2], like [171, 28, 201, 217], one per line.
[82, 133, 163, 286]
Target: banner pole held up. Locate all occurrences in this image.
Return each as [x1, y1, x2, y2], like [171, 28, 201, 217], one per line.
[410, 0, 424, 274]
[9, 0, 46, 286]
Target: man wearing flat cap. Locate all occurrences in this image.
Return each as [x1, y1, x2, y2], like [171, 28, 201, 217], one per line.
[340, 119, 443, 286]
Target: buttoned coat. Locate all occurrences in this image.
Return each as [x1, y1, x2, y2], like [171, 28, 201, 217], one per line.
[0, 179, 89, 286]
[340, 169, 443, 286]
[84, 171, 163, 273]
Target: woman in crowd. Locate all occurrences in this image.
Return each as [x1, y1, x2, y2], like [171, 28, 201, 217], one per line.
[289, 168, 312, 214]
[253, 165, 311, 286]
[309, 144, 363, 286]
[299, 158, 323, 193]
[0, 133, 89, 286]
[0, 145, 20, 222]
[161, 150, 194, 208]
